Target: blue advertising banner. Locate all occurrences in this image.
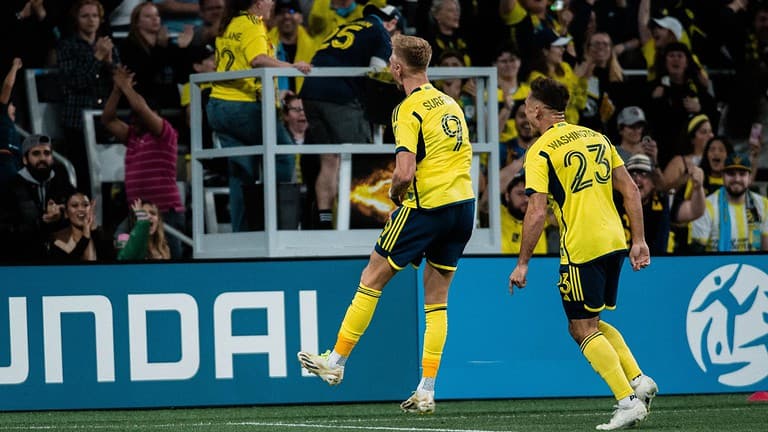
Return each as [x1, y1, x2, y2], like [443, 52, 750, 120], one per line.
[0, 260, 419, 411]
[436, 255, 768, 399]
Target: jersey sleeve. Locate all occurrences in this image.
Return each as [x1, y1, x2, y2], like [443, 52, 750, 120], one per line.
[242, 19, 269, 64]
[524, 146, 549, 195]
[393, 103, 419, 153]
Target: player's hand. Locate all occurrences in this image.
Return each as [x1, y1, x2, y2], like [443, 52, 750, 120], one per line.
[509, 264, 528, 295]
[629, 241, 650, 271]
[388, 187, 402, 207]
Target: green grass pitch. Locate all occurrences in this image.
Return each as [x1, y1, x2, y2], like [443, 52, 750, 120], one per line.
[0, 394, 765, 431]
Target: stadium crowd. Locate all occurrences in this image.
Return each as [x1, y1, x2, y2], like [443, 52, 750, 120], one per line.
[1, 0, 767, 262]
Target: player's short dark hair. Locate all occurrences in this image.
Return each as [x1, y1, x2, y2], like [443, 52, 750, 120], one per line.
[529, 77, 569, 113]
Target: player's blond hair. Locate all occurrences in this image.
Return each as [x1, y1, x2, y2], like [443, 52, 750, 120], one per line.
[392, 34, 432, 73]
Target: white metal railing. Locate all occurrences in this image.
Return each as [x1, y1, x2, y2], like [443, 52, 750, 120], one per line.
[189, 66, 501, 258]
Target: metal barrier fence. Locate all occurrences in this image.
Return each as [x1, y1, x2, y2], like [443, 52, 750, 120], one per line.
[188, 66, 501, 258]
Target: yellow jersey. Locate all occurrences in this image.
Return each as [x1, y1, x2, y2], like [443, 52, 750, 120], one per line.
[392, 84, 474, 209]
[211, 13, 273, 102]
[500, 208, 548, 254]
[524, 122, 626, 264]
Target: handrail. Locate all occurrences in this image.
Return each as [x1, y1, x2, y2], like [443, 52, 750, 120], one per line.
[188, 66, 501, 258]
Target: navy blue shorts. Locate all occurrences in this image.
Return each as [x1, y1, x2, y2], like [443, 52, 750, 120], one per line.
[558, 252, 626, 319]
[374, 200, 475, 271]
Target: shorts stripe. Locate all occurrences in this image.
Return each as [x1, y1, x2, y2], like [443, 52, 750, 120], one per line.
[383, 207, 410, 252]
[427, 259, 457, 272]
[387, 256, 405, 270]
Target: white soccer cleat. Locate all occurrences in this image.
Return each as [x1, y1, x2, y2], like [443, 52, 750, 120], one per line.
[595, 398, 648, 430]
[400, 389, 435, 414]
[297, 350, 344, 386]
[631, 375, 658, 411]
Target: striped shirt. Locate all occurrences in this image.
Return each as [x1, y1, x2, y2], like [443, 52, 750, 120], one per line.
[692, 189, 768, 252]
[125, 120, 184, 213]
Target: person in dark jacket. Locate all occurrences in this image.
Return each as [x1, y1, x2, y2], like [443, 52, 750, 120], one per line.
[0, 134, 75, 262]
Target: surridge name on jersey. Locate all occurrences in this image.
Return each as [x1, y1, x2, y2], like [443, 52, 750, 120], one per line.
[422, 95, 454, 111]
[546, 128, 600, 150]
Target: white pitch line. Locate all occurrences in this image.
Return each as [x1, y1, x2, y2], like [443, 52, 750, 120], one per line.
[224, 422, 500, 432]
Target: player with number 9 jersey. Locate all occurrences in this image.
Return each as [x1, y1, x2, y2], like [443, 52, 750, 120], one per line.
[392, 84, 474, 209]
[524, 121, 627, 265]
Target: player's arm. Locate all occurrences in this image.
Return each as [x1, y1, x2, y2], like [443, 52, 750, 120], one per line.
[614, 165, 650, 269]
[613, 165, 645, 243]
[518, 192, 547, 267]
[389, 150, 415, 206]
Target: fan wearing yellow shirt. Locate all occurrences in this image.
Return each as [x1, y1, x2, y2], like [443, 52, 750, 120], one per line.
[206, 0, 311, 232]
[298, 34, 474, 416]
[508, 77, 658, 430]
[500, 172, 548, 255]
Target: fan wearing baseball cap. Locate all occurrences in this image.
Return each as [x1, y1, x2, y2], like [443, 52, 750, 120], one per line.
[692, 152, 768, 252]
[0, 133, 76, 262]
[525, 27, 584, 124]
[637, 3, 707, 84]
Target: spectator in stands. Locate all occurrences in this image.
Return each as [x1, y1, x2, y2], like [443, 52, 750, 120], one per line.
[189, 0, 225, 47]
[662, 114, 714, 193]
[499, 0, 561, 70]
[57, 0, 120, 196]
[434, 50, 476, 141]
[580, 31, 626, 133]
[282, 93, 308, 146]
[207, 0, 311, 232]
[495, 44, 529, 144]
[499, 100, 534, 194]
[300, 4, 398, 229]
[0, 134, 75, 262]
[49, 191, 114, 261]
[180, 43, 215, 124]
[526, 27, 590, 125]
[269, 0, 317, 94]
[117, 198, 171, 260]
[646, 42, 716, 169]
[692, 152, 768, 252]
[424, 0, 471, 66]
[120, 1, 189, 109]
[637, 0, 707, 84]
[592, 0, 642, 68]
[700, 136, 734, 196]
[101, 65, 186, 259]
[5, 0, 57, 68]
[154, 0, 202, 33]
[306, 0, 386, 43]
[500, 171, 549, 255]
[1, 58, 23, 187]
[720, 2, 768, 168]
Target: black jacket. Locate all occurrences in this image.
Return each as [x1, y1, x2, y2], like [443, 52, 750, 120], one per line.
[0, 166, 75, 262]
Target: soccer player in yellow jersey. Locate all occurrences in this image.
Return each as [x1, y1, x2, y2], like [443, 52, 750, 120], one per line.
[206, 0, 311, 232]
[509, 78, 658, 430]
[298, 34, 475, 414]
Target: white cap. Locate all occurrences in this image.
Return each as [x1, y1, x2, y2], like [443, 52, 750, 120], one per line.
[653, 16, 683, 41]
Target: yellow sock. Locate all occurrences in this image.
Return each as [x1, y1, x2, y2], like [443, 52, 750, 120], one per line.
[333, 284, 381, 357]
[599, 321, 642, 381]
[580, 331, 634, 400]
[422, 303, 447, 378]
